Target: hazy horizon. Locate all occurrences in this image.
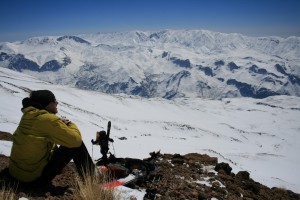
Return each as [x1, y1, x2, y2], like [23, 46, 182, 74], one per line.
[1, 0, 300, 42]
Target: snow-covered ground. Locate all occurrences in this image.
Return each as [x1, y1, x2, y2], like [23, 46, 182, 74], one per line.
[1, 67, 300, 196]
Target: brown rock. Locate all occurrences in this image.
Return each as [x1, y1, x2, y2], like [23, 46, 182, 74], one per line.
[0, 131, 13, 141]
[215, 162, 232, 175]
[236, 171, 250, 180]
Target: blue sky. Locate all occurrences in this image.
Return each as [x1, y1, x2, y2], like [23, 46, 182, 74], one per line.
[1, 0, 300, 42]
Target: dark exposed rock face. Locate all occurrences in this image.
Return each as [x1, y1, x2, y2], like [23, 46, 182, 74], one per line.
[170, 57, 192, 69]
[40, 60, 61, 72]
[227, 79, 281, 98]
[214, 60, 225, 67]
[57, 36, 91, 45]
[198, 65, 214, 77]
[228, 62, 240, 71]
[1, 52, 70, 72]
[8, 54, 40, 72]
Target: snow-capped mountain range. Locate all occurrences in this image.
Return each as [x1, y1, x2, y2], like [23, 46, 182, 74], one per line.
[0, 29, 300, 99]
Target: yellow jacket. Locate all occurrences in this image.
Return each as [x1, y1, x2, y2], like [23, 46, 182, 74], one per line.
[9, 106, 82, 182]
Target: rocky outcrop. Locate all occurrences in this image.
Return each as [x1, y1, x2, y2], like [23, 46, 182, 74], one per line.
[0, 131, 299, 199]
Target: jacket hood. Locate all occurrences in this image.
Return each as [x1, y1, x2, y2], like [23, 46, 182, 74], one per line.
[18, 107, 50, 133]
[22, 106, 49, 118]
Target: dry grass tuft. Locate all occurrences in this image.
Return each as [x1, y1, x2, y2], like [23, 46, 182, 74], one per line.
[0, 183, 18, 200]
[72, 166, 120, 200]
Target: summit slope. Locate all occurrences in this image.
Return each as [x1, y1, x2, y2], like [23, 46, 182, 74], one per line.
[0, 67, 299, 193]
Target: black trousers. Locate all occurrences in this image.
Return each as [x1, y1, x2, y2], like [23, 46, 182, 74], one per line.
[34, 142, 95, 185]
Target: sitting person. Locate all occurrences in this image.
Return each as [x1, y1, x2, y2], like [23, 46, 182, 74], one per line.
[9, 90, 95, 185]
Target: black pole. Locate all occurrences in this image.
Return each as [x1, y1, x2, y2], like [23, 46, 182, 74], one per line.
[107, 121, 111, 138]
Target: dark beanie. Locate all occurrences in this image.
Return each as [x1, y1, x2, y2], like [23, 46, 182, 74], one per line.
[29, 90, 56, 108]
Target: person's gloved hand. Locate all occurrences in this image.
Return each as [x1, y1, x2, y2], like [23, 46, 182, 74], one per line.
[61, 116, 71, 125]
